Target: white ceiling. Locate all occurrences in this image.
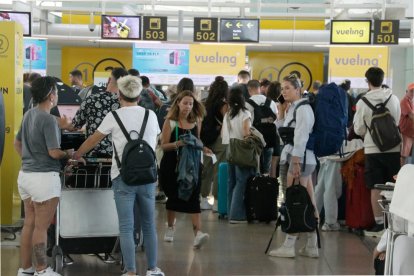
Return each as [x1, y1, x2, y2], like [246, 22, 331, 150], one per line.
[2, 0, 413, 52]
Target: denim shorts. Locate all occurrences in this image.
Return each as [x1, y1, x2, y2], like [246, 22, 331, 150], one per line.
[18, 170, 61, 202]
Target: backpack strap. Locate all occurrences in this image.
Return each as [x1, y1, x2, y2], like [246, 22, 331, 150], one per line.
[264, 216, 281, 254]
[287, 100, 309, 127]
[247, 98, 259, 109]
[138, 109, 149, 139]
[383, 95, 392, 106]
[361, 97, 376, 111]
[112, 111, 132, 142]
[264, 98, 271, 108]
[111, 111, 130, 171]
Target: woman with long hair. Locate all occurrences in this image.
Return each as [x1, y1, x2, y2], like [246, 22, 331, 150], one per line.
[199, 76, 229, 210]
[159, 90, 210, 249]
[268, 74, 319, 258]
[221, 87, 256, 223]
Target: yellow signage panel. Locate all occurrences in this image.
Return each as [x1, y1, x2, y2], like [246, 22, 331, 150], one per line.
[249, 52, 324, 92]
[62, 47, 132, 86]
[328, 46, 389, 88]
[260, 20, 325, 30]
[331, 20, 372, 44]
[189, 44, 245, 75]
[0, 21, 23, 224]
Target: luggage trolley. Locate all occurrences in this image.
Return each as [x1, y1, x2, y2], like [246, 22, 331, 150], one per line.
[51, 158, 119, 273]
[375, 183, 411, 276]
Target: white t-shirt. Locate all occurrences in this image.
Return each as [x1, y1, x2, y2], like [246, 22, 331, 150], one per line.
[98, 106, 161, 180]
[245, 94, 277, 123]
[221, 109, 251, 145]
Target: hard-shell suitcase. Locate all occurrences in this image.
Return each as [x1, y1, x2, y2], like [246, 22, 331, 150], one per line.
[345, 164, 375, 229]
[245, 175, 279, 223]
[218, 162, 228, 219]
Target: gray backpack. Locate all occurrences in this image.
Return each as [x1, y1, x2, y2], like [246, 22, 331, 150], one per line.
[362, 95, 401, 152]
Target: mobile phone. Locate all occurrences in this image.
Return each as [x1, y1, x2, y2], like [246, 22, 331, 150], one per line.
[277, 94, 285, 104]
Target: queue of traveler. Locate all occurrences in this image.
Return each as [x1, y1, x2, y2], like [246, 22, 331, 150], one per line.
[15, 66, 414, 275]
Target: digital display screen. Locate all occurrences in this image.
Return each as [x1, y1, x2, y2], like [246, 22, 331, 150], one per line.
[220, 19, 259, 42]
[101, 15, 141, 39]
[0, 11, 31, 36]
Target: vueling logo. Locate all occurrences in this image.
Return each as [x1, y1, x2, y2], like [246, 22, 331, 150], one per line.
[194, 52, 237, 67]
[334, 54, 379, 67]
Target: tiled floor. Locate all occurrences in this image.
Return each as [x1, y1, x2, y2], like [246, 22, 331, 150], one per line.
[1, 204, 376, 276]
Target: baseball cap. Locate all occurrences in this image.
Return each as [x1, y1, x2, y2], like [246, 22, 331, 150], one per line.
[407, 83, 414, 91]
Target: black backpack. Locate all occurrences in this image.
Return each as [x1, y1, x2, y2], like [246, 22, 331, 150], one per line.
[247, 98, 277, 148]
[265, 183, 320, 254]
[112, 109, 157, 186]
[362, 95, 401, 152]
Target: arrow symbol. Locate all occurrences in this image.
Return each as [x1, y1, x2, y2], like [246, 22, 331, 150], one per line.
[236, 22, 243, 28]
[225, 22, 233, 28]
[247, 22, 253, 28]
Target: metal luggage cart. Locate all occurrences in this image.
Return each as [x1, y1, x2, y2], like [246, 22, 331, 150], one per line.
[375, 184, 409, 276]
[51, 158, 120, 273]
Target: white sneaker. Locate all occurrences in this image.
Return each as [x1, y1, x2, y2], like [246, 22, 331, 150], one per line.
[121, 273, 138, 276]
[200, 197, 212, 210]
[193, 231, 209, 249]
[34, 267, 61, 276]
[164, 226, 175, 242]
[146, 267, 165, 276]
[321, 222, 340, 231]
[299, 245, 319, 258]
[17, 268, 35, 276]
[268, 245, 295, 258]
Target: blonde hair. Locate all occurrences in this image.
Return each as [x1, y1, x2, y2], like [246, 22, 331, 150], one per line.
[167, 90, 206, 123]
[117, 75, 143, 99]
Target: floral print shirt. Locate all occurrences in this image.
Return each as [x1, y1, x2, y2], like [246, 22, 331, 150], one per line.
[72, 91, 120, 156]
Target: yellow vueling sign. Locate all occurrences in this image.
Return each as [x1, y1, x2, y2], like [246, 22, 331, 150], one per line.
[189, 44, 245, 75]
[0, 21, 23, 225]
[330, 20, 372, 44]
[328, 46, 389, 88]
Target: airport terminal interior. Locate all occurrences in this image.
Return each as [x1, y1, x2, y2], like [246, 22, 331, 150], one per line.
[1, 0, 414, 275]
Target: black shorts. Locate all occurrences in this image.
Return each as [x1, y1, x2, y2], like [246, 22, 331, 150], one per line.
[364, 152, 400, 189]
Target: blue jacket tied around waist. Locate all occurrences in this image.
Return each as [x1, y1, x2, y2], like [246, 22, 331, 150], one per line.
[177, 132, 203, 201]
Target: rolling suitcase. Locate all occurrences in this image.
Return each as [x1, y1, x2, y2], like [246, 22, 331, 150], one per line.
[245, 175, 279, 223]
[217, 162, 228, 219]
[345, 164, 375, 230]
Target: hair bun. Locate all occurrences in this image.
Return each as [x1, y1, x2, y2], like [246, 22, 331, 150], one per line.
[215, 76, 224, 82]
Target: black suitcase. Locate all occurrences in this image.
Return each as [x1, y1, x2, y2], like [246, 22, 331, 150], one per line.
[245, 175, 279, 223]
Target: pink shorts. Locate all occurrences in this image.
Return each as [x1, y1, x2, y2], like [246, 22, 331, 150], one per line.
[401, 135, 414, 157]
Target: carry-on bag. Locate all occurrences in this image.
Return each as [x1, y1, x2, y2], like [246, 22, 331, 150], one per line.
[344, 164, 375, 229]
[245, 175, 279, 223]
[218, 162, 228, 218]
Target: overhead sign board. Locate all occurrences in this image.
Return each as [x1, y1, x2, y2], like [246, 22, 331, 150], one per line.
[193, 17, 218, 42]
[143, 16, 167, 41]
[220, 18, 259, 43]
[373, 20, 399, 45]
[330, 20, 372, 44]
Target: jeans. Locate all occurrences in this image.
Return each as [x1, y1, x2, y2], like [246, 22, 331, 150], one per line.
[112, 176, 158, 273]
[314, 160, 342, 224]
[260, 147, 273, 174]
[227, 164, 255, 220]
